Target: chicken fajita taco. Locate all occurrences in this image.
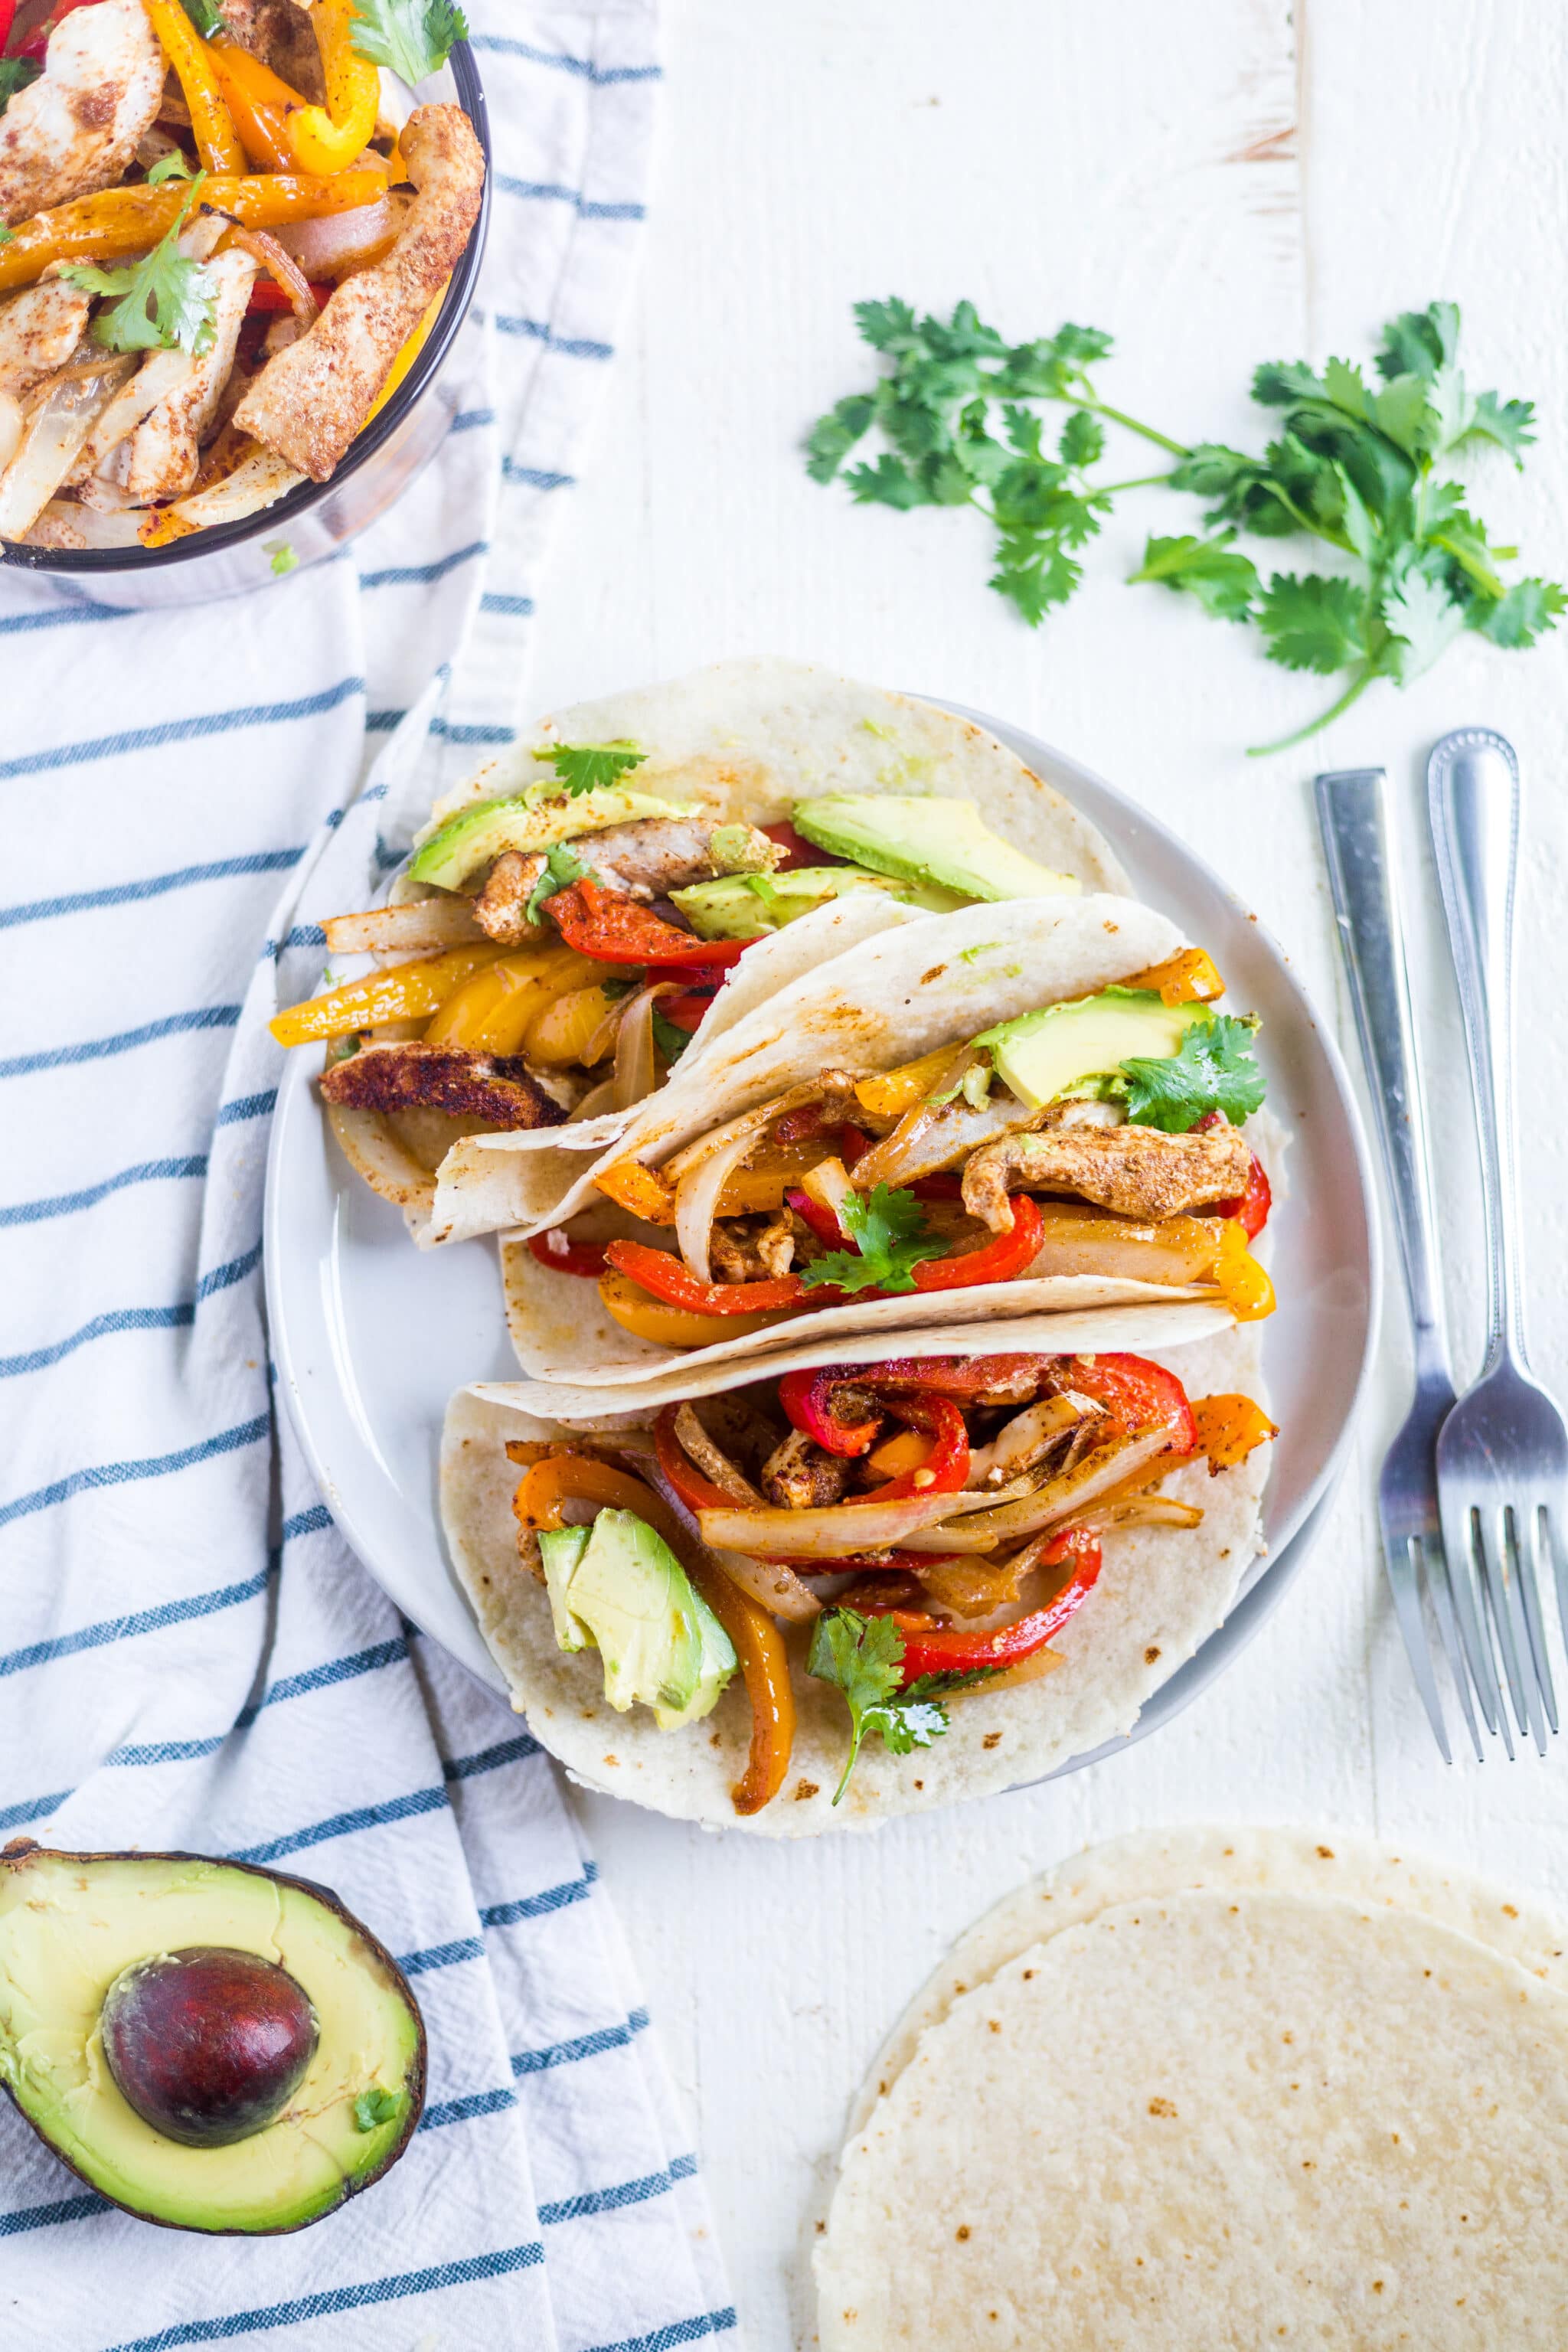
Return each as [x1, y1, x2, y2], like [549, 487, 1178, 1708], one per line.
[267, 658, 1129, 1239]
[492, 891, 1279, 1385]
[440, 1309, 1276, 1835]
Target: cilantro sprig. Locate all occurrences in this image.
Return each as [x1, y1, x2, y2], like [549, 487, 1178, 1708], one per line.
[808, 298, 1563, 753]
[525, 839, 586, 924]
[807, 1609, 997, 1802]
[531, 740, 648, 797]
[350, 0, 469, 84]
[351, 2086, 400, 2132]
[1120, 1011, 1264, 1133]
[62, 175, 217, 356]
[798, 1182, 949, 1295]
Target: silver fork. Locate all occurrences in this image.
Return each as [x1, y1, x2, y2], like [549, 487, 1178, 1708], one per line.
[1317, 766, 1490, 1762]
[1429, 727, 1568, 1756]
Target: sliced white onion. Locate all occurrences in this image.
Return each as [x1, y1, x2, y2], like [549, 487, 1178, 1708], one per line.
[900, 1427, 1175, 1555]
[1080, 1493, 1204, 1533]
[799, 1154, 852, 1231]
[0, 353, 134, 540]
[672, 1403, 763, 1505]
[24, 497, 142, 548]
[711, 1547, 821, 1622]
[573, 1076, 620, 1121]
[662, 1080, 828, 1185]
[967, 1393, 1094, 1488]
[696, 1477, 1037, 1562]
[0, 394, 22, 472]
[675, 1117, 761, 1285]
[324, 898, 483, 955]
[612, 980, 678, 1112]
[325, 1102, 436, 1213]
[851, 1085, 1043, 1193]
[165, 445, 304, 531]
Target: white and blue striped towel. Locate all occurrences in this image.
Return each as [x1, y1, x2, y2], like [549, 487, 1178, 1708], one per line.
[0, 10, 740, 2348]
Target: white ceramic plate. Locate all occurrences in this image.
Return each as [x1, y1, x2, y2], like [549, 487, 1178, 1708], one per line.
[265, 707, 1381, 1766]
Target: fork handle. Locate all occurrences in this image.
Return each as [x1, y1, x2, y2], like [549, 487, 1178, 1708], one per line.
[1316, 766, 1451, 1367]
[1427, 728, 1526, 1367]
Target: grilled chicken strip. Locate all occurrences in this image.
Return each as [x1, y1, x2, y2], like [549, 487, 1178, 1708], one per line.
[574, 817, 779, 901]
[962, 1120, 1255, 1231]
[0, 280, 93, 396]
[472, 851, 546, 946]
[0, 0, 164, 227]
[761, 1430, 854, 1511]
[119, 249, 259, 502]
[215, 0, 325, 101]
[318, 1042, 569, 1131]
[234, 105, 485, 482]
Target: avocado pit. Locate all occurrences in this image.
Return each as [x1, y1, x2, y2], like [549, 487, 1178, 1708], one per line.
[101, 1946, 319, 2150]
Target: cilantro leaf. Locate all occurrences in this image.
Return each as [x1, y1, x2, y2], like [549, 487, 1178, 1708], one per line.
[145, 149, 196, 185]
[805, 1610, 962, 1802]
[853, 297, 921, 354]
[1255, 572, 1368, 674]
[1058, 409, 1104, 469]
[1121, 1011, 1266, 1133]
[1460, 389, 1537, 465]
[352, 2086, 400, 2132]
[264, 538, 297, 577]
[799, 1183, 949, 1295]
[1380, 554, 1468, 682]
[805, 393, 876, 483]
[178, 0, 225, 34]
[1374, 302, 1460, 384]
[0, 57, 39, 108]
[1130, 533, 1259, 621]
[62, 176, 217, 355]
[348, 0, 469, 82]
[1476, 577, 1568, 648]
[844, 452, 928, 510]
[526, 840, 586, 924]
[651, 1007, 692, 1065]
[531, 740, 647, 796]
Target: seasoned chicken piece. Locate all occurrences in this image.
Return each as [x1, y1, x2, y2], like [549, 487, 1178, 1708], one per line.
[473, 851, 546, 946]
[0, 0, 164, 227]
[120, 249, 258, 503]
[215, 0, 325, 100]
[761, 1429, 854, 1511]
[318, 1042, 569, 1131]
[234, 105, 485, 482]
[0, 280, 93, 396]
[574, 818, 781, 901]
[710, 1220, 776, 1283]
[754, 1206, 797, 1277]
[962, 1120, 1255, 1231]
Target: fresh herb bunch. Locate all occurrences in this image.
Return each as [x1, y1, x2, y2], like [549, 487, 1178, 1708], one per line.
[806, 1609, 996, 1802]
[806, 299, 1563, 754]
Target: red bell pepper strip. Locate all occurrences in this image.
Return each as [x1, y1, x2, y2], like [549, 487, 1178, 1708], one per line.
[893, 1526, 1102, 1684]
[910, 1171, 963, 1201]
[653, 1404, 740, 1514]
[762, 820, 844, 871]
[1195, 1109, 1271, 1237]
[909, 1193, 1044, 1292]
[247, 279, 333, 315]
[785, 1185, 845, 1250]
[544, 880, 750, 971]
[838, 1121, 871, 1170]
[861, 1395, 969, 1501]
[0, 1, 18, 52]
[1058, 1352, 1197, 1455]
[778, 1366, 881, 1457]
[603, 1238, 813, 1316]
[655, 990, 715, 1033]
[526, 1228, 609, 1279]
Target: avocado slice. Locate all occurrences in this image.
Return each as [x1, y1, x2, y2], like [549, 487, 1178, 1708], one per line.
[409, 783, 698, 893]
[977, 988, 1200, 1110]
[0, 1841, 425, 2235]
[668, 864, 961, 942]
[545, 1509, 737, 1729]
[792, 795, 1081, 903]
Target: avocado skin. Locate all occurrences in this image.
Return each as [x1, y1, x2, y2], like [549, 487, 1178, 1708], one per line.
[792, 794, 1080, 902]
[0, 1841, 426, 2237]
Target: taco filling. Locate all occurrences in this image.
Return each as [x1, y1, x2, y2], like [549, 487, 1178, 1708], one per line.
[496, 1347, 1275, 1816]
[270, 733, 1089, 1212]
[529, 946, 1276, 1348]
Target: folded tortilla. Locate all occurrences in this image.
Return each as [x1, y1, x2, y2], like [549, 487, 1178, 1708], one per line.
[415, 655, 1129, 1243]
[439, 1310, 1267, 1838]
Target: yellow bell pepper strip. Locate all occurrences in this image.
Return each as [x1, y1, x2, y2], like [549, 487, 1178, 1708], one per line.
[594, 1157, 678, 1226]
[142, 0, 246, 175]
[422, 946, 590, 1056]
[0, 175, 387, 295]
[207, 39, 305, 174]
[1120, 947, 1227, 1005]
[287, 0, 381, 177]
[854, 1045, 957, 1122]
[597, 1268, 794, 1349]
[1214, 1217, 1275, 1321]
[269, 945, 505, 1047]
[362, 283, 446, 429]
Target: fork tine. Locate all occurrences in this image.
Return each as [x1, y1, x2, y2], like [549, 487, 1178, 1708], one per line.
[1439, 1494, 1507, 1736]
[1544, 1502, 1568, 1674]
[1511, 1504, 1558, 1736]
[1383, 1534, 1451, 1763]
[1419, 1537, 1485, 1762]
[1476, 1514, 1532, 1759]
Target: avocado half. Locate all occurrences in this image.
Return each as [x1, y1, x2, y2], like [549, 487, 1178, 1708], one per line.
[0, 1841, 426, 2235]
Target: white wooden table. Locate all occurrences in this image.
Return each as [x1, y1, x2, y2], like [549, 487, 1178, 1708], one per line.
[528, 4, 1568, 2340]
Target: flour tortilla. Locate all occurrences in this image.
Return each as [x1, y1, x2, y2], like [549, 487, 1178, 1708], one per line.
[485, 890, 1190, 1375]
[413, 657, 1128, 1243]
[817, 1886, 1568, 2350]
[848, 1822, 1568, 2134]
[439, 1316, 1267, 1838]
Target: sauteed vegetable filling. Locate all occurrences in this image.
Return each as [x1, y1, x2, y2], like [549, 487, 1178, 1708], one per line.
[506, 1350, 1276, 1813]
[0, 0, 480, 547]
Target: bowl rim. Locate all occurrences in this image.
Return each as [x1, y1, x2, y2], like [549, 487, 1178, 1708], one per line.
[0, 39, 492, 578]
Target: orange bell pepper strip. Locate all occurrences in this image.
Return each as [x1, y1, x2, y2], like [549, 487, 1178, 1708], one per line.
[1120, 947, 1227, 1005]
[0, 175, 387, 295]
[207, 39, 305, 173]
[363, 285, 446, 428]
[511, 1449, 796, 1816]
[269, 944, 506, 1047]
[593, 1158, 678, 1226]
[1191, 1393, 1279, 1474]
[287, 0, 381, 176]
[142, 0, 246, 174]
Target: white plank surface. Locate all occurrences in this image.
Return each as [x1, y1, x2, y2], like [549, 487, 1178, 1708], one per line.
[525, 2, 1568, 2341]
